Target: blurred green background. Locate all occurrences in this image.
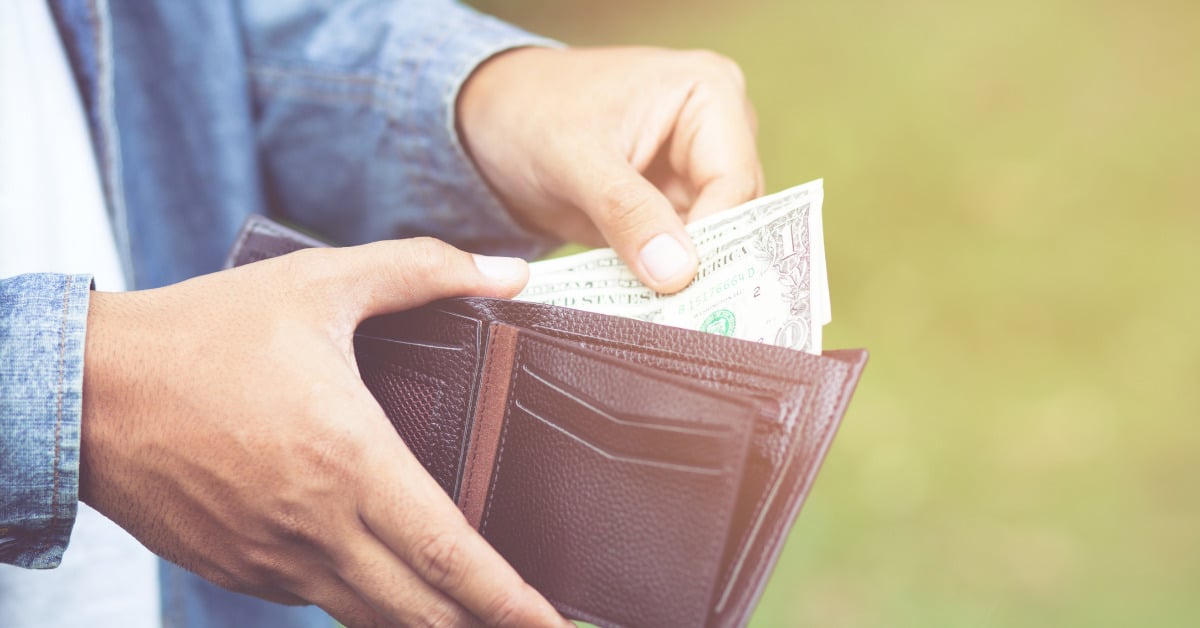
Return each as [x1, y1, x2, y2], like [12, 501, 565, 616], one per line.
[470, 1, 1200, 626]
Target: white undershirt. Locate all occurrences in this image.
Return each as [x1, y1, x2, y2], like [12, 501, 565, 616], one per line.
[0, 1, 158, 626]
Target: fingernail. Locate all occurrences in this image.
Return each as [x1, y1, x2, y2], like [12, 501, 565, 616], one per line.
[638, 233, 692, 284]
[472, 254, 528, 281]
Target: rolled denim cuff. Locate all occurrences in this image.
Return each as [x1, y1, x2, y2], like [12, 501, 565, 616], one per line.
[385, 3, 564, 258]
[0, 273, 92, 568]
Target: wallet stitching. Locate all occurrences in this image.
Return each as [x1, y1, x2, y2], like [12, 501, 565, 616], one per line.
[521, 329, 813, 568]
[224, 219, 263, 268]
[514, 327, 806, 623]
[480, 335, 521, 533]
[532, 324, 777, 376]
[479, 385, 513, 535]
[531, 323, 822, 390]
[511, 399, 725, 475]
[460, 342, 502, 521]
[248, 218, 292, 244]
[531, 325, 808, 409]
[521, 364, 733, 437]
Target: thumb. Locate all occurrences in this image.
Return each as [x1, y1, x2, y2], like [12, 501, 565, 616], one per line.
[566, 156, 699, 294]
[323, 237, 529, 320]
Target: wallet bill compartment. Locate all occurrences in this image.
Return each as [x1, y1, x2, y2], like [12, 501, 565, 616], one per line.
[443, 299, 861, 625]
[226, 219, 869, 628]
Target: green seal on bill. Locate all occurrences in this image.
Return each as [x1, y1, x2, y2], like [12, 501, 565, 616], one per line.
[700, 308, 736, 336]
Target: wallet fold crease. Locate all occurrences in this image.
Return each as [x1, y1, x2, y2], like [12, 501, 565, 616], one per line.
[458, 323, 519, 528]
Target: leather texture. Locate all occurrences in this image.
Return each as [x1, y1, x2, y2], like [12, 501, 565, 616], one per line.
[226, 215, 868, 628]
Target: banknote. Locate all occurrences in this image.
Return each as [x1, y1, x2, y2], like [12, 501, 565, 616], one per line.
[516, 179, 830, 354]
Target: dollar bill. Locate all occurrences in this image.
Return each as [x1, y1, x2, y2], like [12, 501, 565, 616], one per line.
[517, 179, 830, 354]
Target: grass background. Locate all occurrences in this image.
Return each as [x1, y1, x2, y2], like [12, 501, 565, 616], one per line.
[467, 1, 1200, 626]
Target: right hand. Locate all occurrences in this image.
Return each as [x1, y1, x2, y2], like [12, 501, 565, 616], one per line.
[458, 46, 763, 294]
[79, 238, 570, 628]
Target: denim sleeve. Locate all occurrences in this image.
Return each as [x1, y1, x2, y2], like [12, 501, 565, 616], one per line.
[238, 0, 562, 259]
[0, 274, 92, 568]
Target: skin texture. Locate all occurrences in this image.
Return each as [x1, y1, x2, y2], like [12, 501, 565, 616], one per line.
[80, 46, 761, 627]
[82, 242, 567, 628]
[458, 46, 763, 294]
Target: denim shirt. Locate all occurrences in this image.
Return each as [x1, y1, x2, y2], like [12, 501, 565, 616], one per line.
[1, 0, 556, 571]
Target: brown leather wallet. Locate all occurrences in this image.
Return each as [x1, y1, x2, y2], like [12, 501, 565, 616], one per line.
[226, 216, 868, 628]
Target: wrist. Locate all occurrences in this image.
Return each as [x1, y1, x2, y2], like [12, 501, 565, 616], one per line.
[79, 291, 135, 506]
[456, 46, 562, 229]
[457, 45, 555, 150]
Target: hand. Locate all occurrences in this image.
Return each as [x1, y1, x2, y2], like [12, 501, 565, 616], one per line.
[458, 46, 763, 294]
[80, 239, 570, 628]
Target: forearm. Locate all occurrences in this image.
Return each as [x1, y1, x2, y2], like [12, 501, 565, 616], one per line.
[0, 273, 92, 568]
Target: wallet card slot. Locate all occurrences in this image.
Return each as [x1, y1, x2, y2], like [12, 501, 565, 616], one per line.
[512, 364, 732, 473]
[516, 332, 744, 433]
[481, 384, 751, 628]
[523, 317, 834, 622]
[520, 364, 730, 437]
[352, 334, 465, 353]
[511, 399, 723, 476]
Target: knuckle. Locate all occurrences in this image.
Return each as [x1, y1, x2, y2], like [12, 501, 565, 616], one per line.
[403, 237, 454, 270]
[722, 172, 760, 201]
[390, 237, 465, 295]
[688, 49, 745, 89]
[283, 247, 334, 278]
[297, 412, 365, 479]
[411, 602, 464, 628]
[310, 433, 363, 479]
[273, 505, 320, 544]
[244, 542, 303, 584]
[274, 247, 343, 305]
[599, 179, 659, 232]
[411, 532, 467, 590]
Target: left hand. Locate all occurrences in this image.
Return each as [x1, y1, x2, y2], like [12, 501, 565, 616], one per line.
[81, 241, 568, 628]
[458, 46, 763, 294]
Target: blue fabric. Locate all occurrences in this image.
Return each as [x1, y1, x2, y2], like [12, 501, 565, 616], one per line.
[106, 0, 557, 291]
[160, 560, 335, 628]
[4, 0, 558, 625]
[0, 274, 91, 569]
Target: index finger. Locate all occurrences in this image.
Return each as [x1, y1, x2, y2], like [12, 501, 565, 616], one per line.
[675, 86, 764, 221]
[356, 426, 568, 627]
